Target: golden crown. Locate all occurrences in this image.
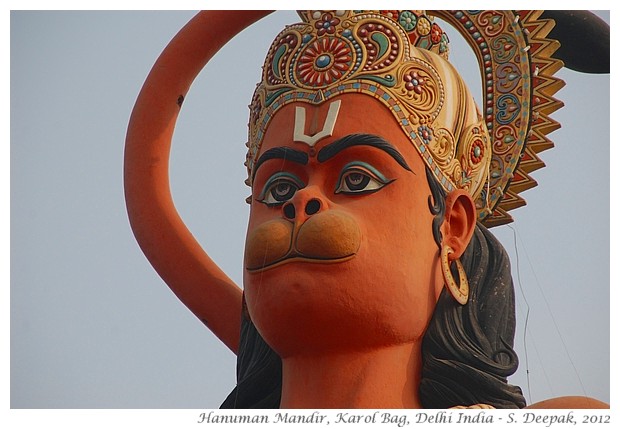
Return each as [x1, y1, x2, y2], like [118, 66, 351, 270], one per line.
[246, 11, 564, 227]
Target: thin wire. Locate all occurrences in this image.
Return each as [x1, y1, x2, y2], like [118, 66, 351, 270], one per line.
[510, 224, 589, 398]
[234, 225, 272, 409]
[507, 224, 532, 402]
[234, 157, 288, 407]
[526, 318, 555, 399]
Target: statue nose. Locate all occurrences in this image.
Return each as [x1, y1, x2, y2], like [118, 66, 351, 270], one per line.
[305, 199, 321, 215]
[282, 185, 327, 222]
[283, 198, 322, 220]
[283, 203, 296, 220]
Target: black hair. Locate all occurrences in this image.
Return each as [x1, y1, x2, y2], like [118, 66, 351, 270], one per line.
[221, 166, 525, 409]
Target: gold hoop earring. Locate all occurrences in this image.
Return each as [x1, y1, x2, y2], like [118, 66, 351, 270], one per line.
[441, 245, 469, 305]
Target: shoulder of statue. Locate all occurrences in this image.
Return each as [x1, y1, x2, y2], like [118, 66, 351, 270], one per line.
[450, 404, 495, 409]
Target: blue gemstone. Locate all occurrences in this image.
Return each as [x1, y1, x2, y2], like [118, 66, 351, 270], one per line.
[315, 55, 331, 68]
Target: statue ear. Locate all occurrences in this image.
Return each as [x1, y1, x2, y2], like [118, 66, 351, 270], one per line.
[441, 190, 476, 258]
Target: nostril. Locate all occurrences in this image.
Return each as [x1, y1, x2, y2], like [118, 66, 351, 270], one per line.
[283, 203, 296, 220]
[305, 199, 321, 216]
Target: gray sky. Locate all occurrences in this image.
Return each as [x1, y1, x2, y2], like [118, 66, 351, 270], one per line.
[10, 9, 611, 410]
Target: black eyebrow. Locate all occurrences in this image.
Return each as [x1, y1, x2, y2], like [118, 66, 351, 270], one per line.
[317, 133, 412, 172]
[252, 147, 309, 180]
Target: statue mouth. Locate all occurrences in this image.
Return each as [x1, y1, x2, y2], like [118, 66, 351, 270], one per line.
[244, 210, 361, 272]
[246, 253, 355, 273]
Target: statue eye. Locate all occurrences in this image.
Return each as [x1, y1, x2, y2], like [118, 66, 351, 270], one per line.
[335, 162, 393, 195]
[258, 173, 305, 206]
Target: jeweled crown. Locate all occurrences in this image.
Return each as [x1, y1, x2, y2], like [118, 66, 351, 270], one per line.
[246, 10, 564, 227]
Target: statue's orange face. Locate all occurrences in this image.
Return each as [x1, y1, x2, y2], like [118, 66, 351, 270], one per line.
[244, 94, 444, 357]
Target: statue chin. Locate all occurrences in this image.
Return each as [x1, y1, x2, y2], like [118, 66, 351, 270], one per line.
[243, 257, 433, 358]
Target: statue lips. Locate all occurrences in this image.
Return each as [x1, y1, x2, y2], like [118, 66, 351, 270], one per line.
[244, 210, 361, 272]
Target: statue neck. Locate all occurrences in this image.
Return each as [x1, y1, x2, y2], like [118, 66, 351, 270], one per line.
[279, 342, 423, 408]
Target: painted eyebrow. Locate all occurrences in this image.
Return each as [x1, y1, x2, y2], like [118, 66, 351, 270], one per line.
[316, 133, 413, 172]
[252, 147, 309, 180]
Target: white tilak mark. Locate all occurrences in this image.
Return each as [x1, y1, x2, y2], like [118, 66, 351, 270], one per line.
[293, 100, 341, 147]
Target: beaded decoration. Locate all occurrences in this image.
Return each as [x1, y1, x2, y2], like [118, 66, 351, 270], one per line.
[246, 10, 564, 227]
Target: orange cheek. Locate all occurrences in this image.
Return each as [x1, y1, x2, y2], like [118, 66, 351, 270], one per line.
[295, 210, 361, 258]
[244, 218, 293, 270]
